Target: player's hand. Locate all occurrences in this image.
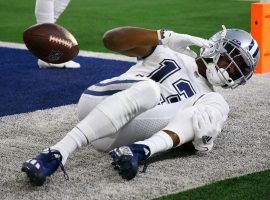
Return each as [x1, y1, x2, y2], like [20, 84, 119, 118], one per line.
[192, 107, 221, 152]
[157, 30, 214, 58]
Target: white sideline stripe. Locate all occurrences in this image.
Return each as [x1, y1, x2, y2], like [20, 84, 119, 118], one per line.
[0, 41, 26, 50]
[79, 50, 136, 62]
[0, 41, 136, 62]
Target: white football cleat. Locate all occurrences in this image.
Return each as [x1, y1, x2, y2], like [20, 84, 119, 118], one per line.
[38, 59, 81, 69]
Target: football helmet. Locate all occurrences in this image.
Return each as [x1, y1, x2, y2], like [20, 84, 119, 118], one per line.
[200, 26, 260, 89]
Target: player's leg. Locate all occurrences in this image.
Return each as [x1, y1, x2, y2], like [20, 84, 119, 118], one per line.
[35, 0, 71, 23]
[110, 92, 229, 180]
[35, 0, 54, 24]
[109, 105, 197, 180]
[76, 77, 150, 121]
[91, 101, 188, 152]
[93, 101, 184, 180]
[149, 92, 229, 153]
[22, 78, 160, 185]
[107, 97, 193, 180]
[35, 0, 80, 68]
[50, 78, 157, 165]
[53, 0, 71, 22]
[20, 79, 109, 186]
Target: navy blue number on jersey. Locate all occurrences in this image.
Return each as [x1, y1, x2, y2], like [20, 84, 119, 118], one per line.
[148, 59, 195, 103]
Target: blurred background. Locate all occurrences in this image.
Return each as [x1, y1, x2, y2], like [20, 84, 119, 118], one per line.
[0, 0, 251, 52]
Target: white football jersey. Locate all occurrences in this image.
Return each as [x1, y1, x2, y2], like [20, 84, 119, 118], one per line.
[122, 45, 214, 104]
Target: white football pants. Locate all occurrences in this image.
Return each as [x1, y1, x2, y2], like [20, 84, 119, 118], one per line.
[77, 76, 229, 152]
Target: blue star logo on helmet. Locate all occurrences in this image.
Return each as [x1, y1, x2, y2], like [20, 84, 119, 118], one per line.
[232, 39, 241, 46]
[248, 39, 255, 50]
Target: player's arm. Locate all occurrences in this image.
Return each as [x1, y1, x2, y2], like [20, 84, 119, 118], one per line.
[103, 26, 213, 58]
[103, 26, 159, 58]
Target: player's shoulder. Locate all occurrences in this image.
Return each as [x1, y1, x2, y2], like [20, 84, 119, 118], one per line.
[140, 46, 196, 62]
[139, 45, 176, 61]
[177, 52, 196, 65]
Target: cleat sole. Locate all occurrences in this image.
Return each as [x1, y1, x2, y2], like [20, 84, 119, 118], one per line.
[109, 151, 137, 180]
[21, 163, 46, 186]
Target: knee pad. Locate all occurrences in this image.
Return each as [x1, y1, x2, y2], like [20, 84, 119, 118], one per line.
[121, 79, 160, 111]
[95, 79, 160, 133]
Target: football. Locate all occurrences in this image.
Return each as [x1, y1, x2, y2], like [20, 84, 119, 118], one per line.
[23, 23, 79, 64]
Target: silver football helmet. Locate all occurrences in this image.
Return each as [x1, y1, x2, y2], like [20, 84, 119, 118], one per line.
[200, 26, 260, 89]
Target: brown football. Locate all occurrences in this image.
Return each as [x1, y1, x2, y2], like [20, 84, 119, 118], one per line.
[23, 23, 79, 64]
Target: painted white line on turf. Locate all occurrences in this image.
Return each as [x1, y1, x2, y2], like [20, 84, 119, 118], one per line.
[0, 41, 26, 50]
[79, 50, 136, 62]
[0, 41, 136, 62]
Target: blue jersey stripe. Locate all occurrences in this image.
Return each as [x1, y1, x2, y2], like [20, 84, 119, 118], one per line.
[84, 89, 122, 96]
[95, 79, 141, 86]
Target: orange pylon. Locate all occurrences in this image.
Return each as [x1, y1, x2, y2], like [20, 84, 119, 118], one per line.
[251, 3, 270, 73]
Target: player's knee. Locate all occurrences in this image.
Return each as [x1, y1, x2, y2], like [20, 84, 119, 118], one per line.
[142, 80, 161, 109]
[195, 92, 229, 117]
[77, 93, 105, 121]
[128, 80, 160, 110]
[77, 95, 91, 121]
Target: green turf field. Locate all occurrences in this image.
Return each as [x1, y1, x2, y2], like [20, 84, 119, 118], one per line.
[155, 170, 270, 200]
[0, 0, 250, 52]
[1, 0, 268, 199]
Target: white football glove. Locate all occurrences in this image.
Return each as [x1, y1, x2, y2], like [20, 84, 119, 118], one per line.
[157, 29, 214, 58]
[192, 107, 221, 152]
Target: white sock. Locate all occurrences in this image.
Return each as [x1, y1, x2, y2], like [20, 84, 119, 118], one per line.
[54, 0, 71, 22]
[135, 131, 173, 156]
[35, 0, 55, 24]
[51, 127, 87, 165]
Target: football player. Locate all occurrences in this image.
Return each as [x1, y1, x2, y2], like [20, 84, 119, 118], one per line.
[22, 26, 259, 185]
[35, 0, 80, 68]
